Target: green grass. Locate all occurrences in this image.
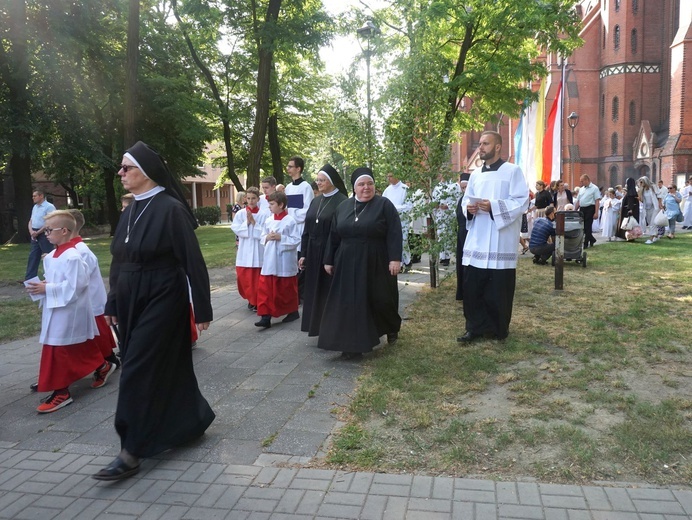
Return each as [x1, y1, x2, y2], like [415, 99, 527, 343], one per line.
[0, 225, 236, 343]
[325, 234, 692, 485]
[0, 225, 235, 283]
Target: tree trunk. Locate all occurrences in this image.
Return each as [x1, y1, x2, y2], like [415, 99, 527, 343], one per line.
[5, 0, 32, 243]
[172, 2, 244, 192]
[246, 0, 282, 188]
[268, 110, 283, 184]
[123, 0, 139, 149]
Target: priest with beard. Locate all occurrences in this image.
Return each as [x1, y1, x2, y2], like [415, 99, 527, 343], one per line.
[458, 131, 529, 343]
[93, 142, 215, 481]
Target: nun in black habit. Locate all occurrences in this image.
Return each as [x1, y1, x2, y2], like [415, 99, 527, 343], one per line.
[93, 141, 215, 480]
[318, 167, 403, 359]
[456, 174, 470, 301]
[615, 177, 640, 240]
[299, 164, 349, 336]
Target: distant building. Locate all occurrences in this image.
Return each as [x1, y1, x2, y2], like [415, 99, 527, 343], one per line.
[452, 0, 692, 189]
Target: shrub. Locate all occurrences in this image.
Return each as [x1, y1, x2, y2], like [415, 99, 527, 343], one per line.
[194, 206, 221, 226]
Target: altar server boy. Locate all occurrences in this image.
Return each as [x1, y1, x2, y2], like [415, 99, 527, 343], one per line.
[26, 211, 106, 413]
[68, 209, 118, 386]
[254, 191, 301, 328]
[231, 187, 268, 311]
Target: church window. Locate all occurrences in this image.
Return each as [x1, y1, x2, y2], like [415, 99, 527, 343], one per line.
[614, 25, 620, 50]
[611, 133, 619, 155]
[615, 0, 620, 12]
[631, 29, 638, 53]
[629, 101, 636, 125]
[609, 166, 619, 188]
[612, 96, 619, 122]
[632, 0, 639, 14]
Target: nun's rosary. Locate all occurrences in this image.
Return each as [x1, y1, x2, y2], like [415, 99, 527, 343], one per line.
[354, 198, 369, 222]
[314, 197, 333, 224]
[125, 194, 158, 243]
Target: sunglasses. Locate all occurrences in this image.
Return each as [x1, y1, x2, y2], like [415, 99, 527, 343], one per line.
[119, 164, 138, 173]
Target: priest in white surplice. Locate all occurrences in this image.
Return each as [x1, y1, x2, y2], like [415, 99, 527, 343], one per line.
[458, 131, 529, 343]
[382, 173, 412, 268]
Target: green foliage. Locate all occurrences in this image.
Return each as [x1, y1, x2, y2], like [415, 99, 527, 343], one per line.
[194, 206, 221, 226]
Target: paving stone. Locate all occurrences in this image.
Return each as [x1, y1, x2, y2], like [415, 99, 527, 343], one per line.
[540, 483, 584, 496]
[455, 478, 496, 491]
[632, 499, 686, 515]
[497, 481, 519, 504]
[628, 488, 677, 501]
[360, 494, 388, 520]
[294, 490, 326, 516]
[591, 512, 640, 520]
[498, 503, 545, 519]
[289, 477, 333, 492]
[475, 502, 499, 520]
[542, 495, 587, 509]
[51, 498, 94, 520]
[453, 488, 496, 503]
[545, 509, 569, 520]
[317, 502, 363, 519]
[672, 489, 692, 515]
[323, 491, 367, 506]
[432, 476, 454, 500]
[582, 486, 611, 511]
[13, 506, 61, 520]
[274, 489, 305, 514]
[213, 485, 245, 509]
[234, 497, 278, 513]
[604, 487, 637, 512]
[517, 482, 541, 506]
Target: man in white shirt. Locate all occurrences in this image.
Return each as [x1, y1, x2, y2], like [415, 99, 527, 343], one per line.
[574, 174, 601, 249]
[382, 173, 412, 269]
[258, 176, 277, 212]
[25, 188, 57, 280]
[458, 131, 529, 343]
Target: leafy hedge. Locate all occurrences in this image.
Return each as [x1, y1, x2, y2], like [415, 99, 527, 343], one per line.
[194, 206, 221, 226]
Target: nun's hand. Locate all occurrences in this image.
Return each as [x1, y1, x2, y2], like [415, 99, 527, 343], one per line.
[197, 322, 210, 332]
[389, 261, 401, 276]
[105, 315, 118, 326]
[324, 265, 334, 275]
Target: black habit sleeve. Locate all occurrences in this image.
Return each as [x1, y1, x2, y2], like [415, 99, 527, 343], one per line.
[382, 197, 403, 262]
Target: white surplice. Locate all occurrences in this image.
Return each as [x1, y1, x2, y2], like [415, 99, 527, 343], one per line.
[260, 213, 301, 277]
[462, 162, 530, 269]
[74, 240, 107, 316]
[40, 247, 96, 345]
[231, 207, 269, 268]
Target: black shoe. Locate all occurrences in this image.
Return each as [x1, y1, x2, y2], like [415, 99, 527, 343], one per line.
[411, 255, 421, 264]
[532, 256, 540, 264]
[282, 311, 300, 323]
[30, 382, 38, 392]
[254, 316, 271, 328]
[92, 456, 140, 481]
[590, 239, 597, 247]
[247, 303, 254, 311]
[440, 259, 450, 266]
[457, 331, 482, 343]
[387, 333, 398, 344]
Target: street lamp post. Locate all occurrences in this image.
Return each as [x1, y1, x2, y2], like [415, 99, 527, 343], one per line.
[357, 20, 378, 169]
[567, 111, 579, 187]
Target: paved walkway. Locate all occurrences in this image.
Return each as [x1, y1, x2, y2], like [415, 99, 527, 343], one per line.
[0, 253, 690, 519]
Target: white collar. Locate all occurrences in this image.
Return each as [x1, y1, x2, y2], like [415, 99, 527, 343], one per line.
[324, 188, 340, 197]
[134, 185, 165, 201]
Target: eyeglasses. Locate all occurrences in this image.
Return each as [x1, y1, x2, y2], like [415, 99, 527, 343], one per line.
[119, 164, 138, 173]
[44, 227, 64, 235]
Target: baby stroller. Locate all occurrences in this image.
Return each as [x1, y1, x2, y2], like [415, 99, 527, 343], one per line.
[561, 211, 587, 267]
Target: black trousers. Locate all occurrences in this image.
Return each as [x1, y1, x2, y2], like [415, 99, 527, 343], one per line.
[462, 265, 516, 339]
[581, 205, 596, 245]
[530, 243, 555, 262]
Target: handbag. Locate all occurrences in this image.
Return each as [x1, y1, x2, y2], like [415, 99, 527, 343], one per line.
[620, 216, 634, 231]
[653, 210, 668, 227]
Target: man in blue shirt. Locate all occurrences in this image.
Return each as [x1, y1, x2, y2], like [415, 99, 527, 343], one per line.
[529, 206, 556, 265]
[24, 188, 56, 280]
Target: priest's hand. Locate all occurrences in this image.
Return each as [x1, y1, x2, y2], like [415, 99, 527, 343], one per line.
[197, 322, 210, 332]
[105, 315, 118, 326]
[389, 261, 401, 276]
[467, 202, 479, 214]
[324, 265, 334, 275]
[477, 199, 491, 212]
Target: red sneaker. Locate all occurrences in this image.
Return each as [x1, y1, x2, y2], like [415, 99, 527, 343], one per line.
[37, 390, 73, 413]
[92, 361, 116, 389]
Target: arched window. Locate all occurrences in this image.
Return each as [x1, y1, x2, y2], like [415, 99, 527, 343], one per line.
[601, 94, 605, 118]
[611, 133, 619, 155]
[615, 0, 621, 12]
[614, 25, 620, 49]
[631, 29, 638, 53]
[629, 101, 636, 125]
[609, 166, 619, 188]
[612, 96, 619, 121]
[633, 0, 639, 14]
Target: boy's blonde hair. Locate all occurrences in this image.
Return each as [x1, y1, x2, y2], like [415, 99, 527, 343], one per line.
[45, 210, 76, 232]
[67, 209, 85, 233]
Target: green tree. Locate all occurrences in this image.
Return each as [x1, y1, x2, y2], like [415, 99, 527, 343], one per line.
[376, 0, 581, 285]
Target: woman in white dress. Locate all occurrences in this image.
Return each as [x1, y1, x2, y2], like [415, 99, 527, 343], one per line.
[681, 177, 692, 229]
[638, 176, 664, 244]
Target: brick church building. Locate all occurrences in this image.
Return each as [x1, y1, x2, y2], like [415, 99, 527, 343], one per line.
[452, 0, 692, 190]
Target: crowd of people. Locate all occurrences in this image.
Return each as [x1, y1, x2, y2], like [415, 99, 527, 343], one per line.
[22, 134, 690, 482]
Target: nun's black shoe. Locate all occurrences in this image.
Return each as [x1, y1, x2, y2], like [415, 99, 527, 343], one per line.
[92, 457, 140, 481]
[440, 259, 450, 266]
[282, 311, 300, 323]
[254, 316, 272, 328]
[387, 333, 398, 344]
[457, 331, 482, 343]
